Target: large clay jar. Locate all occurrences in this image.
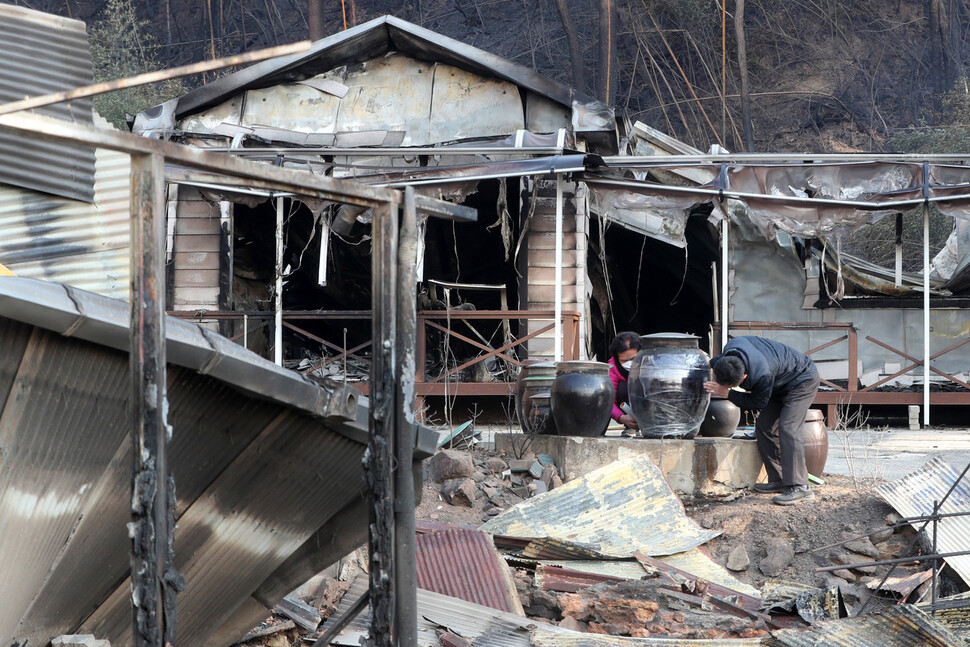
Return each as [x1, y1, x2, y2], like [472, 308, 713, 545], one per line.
[698, 396, 741, 437]
[629, 333, 710, 439]
[803, 409, 829, 477]
[515, 362, 557, 434]
[550, 361, 614, 437]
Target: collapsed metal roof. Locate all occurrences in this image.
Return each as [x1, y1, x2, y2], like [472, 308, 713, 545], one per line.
[480, 455, 721, 558]
[0, 4, 95, 202]
[0, 276, 434, 647]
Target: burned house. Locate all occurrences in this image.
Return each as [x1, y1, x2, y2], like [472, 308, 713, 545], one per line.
[133, 15, 728, 418]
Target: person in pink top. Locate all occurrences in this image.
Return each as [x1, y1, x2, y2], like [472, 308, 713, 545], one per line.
[608, 331, 642, 434]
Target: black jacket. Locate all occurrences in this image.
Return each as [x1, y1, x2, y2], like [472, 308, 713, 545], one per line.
[710, 337, 818, 410]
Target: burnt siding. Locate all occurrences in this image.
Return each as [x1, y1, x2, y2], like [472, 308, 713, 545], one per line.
[523, 178, 585, 360]
[171, 186, 223, 312]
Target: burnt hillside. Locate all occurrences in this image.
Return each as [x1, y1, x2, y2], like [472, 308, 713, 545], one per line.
[20, 0, 970, 153]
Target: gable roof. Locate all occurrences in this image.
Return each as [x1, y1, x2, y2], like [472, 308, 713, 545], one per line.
[158, 15, 605, 123]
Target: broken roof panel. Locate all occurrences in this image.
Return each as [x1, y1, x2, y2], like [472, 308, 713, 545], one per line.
[415, 525, 524, 615]
[0, 4, 95, 202]
[480, 456, 720, 558]
[766, 604, 964, 647]
[0, 276, 432, 647]
[875, 457, 970, 587]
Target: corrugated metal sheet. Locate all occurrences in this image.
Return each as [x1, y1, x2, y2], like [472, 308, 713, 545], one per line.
[530, 631, 766, 646]
[0, 142, 131, 299]
[0, 276, 434, 647]
[766, 604, 965, 647]
[875, 457, 970, 587]
[0, 4, 95, 202]
[919, 592, 970, 632]
[320, 576, 574, 647]
[415, 525, 524, 614]
[480, 456, 721, 558]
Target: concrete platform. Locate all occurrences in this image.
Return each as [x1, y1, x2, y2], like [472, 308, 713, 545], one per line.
[494, 433, 766, 498]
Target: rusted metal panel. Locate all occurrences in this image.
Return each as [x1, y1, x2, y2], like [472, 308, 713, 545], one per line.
[767, 604, 964, 647]
[0, 144, 131, 299]
[875, 457, 970, 587]
[0, 4, 95, 202]
[481, 456, 720, 558]
[415, 526, 523, 614]
[534, 565, 626, 592]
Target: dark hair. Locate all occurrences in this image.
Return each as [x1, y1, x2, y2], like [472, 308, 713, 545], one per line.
[713, 355, 745, 387]
[610, 331, 643, 358]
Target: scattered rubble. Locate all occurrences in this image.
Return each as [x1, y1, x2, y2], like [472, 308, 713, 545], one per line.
[235, 445, 970, 647]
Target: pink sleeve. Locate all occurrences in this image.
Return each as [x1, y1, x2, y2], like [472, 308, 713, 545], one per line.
[608, 359, 624, 421]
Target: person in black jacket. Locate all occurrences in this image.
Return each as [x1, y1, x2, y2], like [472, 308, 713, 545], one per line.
[704, 336, 820, 505]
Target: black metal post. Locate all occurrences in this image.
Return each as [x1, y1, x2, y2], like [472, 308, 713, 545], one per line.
[394, 187, 419, 646]
[129, 153, 176, 647]
[365, 200, 398, 647]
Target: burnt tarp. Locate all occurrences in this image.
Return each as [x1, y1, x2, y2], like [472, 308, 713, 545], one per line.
[766, 604, 964, 647]
[480, 456, 720, 558]
[0, 4, 96, 202]
[415, 522, 525, 615]
[875, 457, 970, 588]
[586, 161, 970, 241]
[0, 276, 435, 647]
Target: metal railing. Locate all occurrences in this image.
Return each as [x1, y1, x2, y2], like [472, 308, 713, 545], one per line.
[169, 308, 582, 397]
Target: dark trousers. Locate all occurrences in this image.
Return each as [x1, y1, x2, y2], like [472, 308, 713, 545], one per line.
[754, 372, 820, 487]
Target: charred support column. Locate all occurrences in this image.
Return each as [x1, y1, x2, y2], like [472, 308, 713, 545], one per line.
[394, 187, 419, 646]
[129, 153, 178, 647]
[365, 198, 399, 647]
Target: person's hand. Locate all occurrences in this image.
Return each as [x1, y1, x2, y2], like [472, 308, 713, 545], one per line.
[704, 381, 730, 398]
[618, 414, 639, 429]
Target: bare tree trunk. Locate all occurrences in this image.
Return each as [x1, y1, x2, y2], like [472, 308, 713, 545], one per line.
[309, 0, 324, 40]
[929, 0, 944, 95]
[734, 0, 754, 151]
[597, 0, 615, 103]
[553, 0, 587, 94]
